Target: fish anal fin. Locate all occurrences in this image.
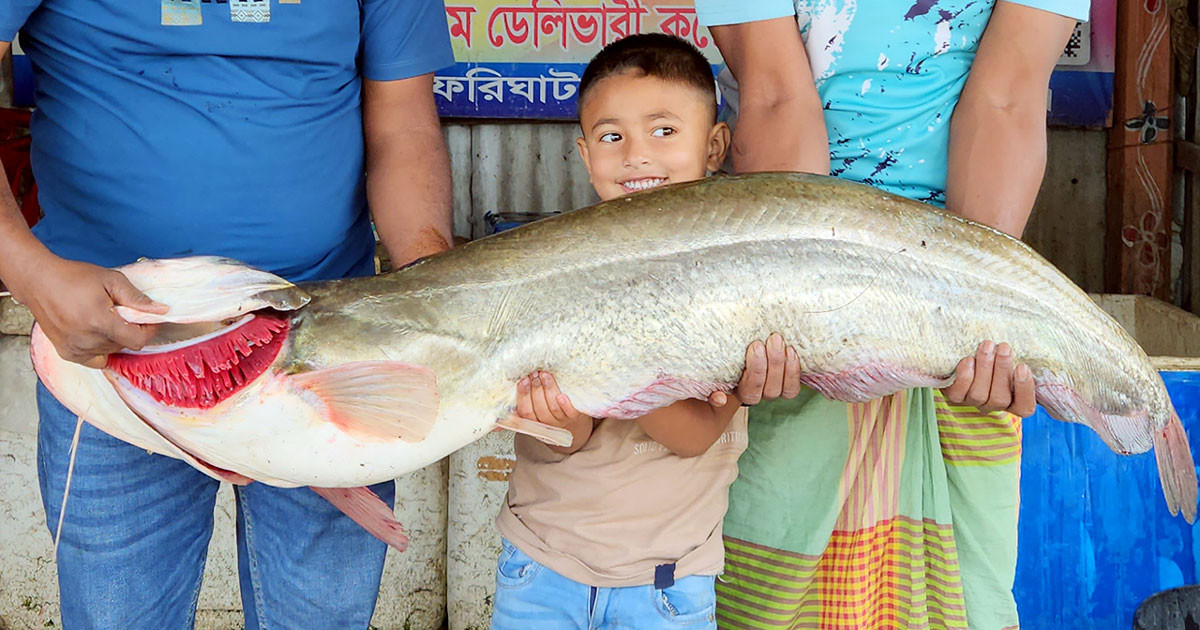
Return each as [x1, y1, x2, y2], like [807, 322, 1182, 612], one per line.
[291, 361, 439, 443]
[310, 486, 408, 552]
[800, 364, 952, 403]
[496, 415, 574, 447]
[1036, 382, 1156, 453]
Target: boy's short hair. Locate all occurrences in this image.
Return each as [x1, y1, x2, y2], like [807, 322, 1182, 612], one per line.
[577, 33, 717, 122]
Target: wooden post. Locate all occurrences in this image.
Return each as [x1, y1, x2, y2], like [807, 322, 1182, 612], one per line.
[1106, 0, 1174, 297]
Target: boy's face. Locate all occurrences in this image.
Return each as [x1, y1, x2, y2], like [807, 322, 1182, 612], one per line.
[576, 71, 730, 202]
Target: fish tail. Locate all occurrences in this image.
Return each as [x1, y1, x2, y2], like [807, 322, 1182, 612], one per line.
[1154, 409, 1198, 524]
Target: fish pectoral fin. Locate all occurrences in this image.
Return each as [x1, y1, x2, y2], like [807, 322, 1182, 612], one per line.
[495, 414, 574, 447]
[310, 486, 408, 552]
[291, 361, 439, 443]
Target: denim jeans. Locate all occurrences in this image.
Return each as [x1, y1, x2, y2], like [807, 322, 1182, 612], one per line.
[35, 381, 394, 630]
[490, 538, 717, 629]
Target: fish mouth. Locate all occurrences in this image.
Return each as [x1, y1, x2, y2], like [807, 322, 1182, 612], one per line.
[620, 177, 667, 193]
[106, 310, 290, 410]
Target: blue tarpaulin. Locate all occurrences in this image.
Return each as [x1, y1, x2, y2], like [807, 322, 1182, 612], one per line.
[1016, 371, 1200, 628]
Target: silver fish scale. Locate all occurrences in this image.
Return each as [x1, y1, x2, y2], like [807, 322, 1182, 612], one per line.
[288, 173, 1169, 449]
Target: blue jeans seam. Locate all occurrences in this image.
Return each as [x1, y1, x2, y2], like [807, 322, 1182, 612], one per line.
[239, 488, 270, 630]
[185, 542, 210, 629]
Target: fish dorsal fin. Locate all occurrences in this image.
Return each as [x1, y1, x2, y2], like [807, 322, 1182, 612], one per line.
[496, 414, 574, 447]
[114, 256, 310, 324]
[291, 361, 439, 443]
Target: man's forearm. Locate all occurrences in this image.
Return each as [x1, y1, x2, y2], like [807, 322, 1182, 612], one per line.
[0, 159, 51, 295]
[708, 18, 830, 176]
[366, 126, 453, 267]
[945, 94, 1048, 238]
[731, 99, 831, 176]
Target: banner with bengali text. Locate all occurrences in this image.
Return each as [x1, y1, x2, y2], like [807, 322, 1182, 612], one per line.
[435, 0, 1114, 127]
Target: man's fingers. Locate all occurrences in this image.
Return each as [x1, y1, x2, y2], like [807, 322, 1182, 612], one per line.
[104, 271, 168, 314]
[964, 341, 995, 407]
[942, 357, 974, 404]
[1009, 364, 1037, 417]
[738, 341, 768, 405]
[104, 313, 158, 352]
[982, 343, 1015, 412]
[82, 355, 108, 369]
[709, 391, 728, 407]
[762, 333, 786, 400]
[781, 346, 802, 399]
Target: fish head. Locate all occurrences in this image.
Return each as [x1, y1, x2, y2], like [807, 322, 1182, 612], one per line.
[28, 257, 316, 477]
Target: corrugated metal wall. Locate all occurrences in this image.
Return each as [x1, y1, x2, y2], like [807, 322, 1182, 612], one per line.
[445, 122, 597, 241]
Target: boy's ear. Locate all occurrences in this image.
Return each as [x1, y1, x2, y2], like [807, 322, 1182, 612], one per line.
[575, 135, 594, 180]
[707, 122, 732, 173]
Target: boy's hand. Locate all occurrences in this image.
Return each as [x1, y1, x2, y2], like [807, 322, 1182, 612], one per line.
[942, 340, 1036, 417]
[517, 371, 590, 428]
[709, 332, 802, 407]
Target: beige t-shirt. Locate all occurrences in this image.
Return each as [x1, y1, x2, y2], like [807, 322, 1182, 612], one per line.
[495, 408, 749, 587]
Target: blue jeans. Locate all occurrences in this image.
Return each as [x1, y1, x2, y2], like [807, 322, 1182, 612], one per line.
[35, 381, 394, 630]
[490, 538, 717, 629]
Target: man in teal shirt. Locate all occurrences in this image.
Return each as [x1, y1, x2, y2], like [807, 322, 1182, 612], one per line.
[696, 1, 1084, 627]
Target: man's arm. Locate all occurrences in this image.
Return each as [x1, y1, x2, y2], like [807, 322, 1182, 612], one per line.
[0, 41, 164, 366]
[708, 16, 830, 175]
[362, 75, 453, 267]
[945, 1, 1077, 237]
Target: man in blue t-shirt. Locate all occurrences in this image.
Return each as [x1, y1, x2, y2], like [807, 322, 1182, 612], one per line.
[0, 2, 454, 627]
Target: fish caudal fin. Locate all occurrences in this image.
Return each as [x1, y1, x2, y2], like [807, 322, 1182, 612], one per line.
[496, 415, 574, 447]
[310, 486, 408, 552]
[291, 361, 439, 442]
[1154, 411, 1198, 524]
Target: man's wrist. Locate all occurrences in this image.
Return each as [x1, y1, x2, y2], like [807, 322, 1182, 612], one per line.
[0, 239, 55, 300]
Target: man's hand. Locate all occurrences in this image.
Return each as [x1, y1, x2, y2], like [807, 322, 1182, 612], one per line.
[709, 332, 802, 407]
[941, 340, 1036, 417]
[12, 254, 166, 368]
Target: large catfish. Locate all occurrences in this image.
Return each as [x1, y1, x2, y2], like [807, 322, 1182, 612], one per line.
[30, 172, 1199, 550]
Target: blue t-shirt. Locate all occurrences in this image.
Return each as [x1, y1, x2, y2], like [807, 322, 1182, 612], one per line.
[2, 1, 453, 282]
[696, 0, 1090, 205]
